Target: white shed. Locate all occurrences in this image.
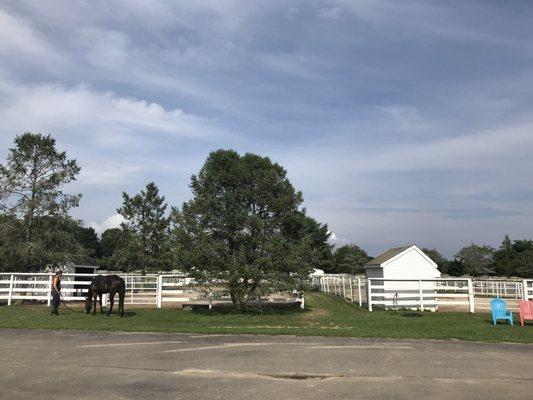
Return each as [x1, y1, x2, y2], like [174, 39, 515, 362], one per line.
[364, 245, 441, 309]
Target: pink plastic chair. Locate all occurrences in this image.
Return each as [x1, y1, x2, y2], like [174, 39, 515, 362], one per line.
[518, 300, 533, 326]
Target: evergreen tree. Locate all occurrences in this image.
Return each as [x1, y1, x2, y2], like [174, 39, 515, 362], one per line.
[0, 133, 84, 271]
[113, 182, 170, 272]
[170, 150, 330, 310]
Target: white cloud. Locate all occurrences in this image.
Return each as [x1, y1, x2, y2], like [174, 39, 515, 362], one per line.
[89, 213, 125, 234]
[318, 7, 343, 20]
[0, 9, 52, 57]
[0, 80, 224, 142]
[71, 28, 130, 69]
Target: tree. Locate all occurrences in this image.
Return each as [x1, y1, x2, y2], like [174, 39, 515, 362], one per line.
[0, 133, 84, 271]
[0, 133, 80, 242]
[113, 182, 170, 272]
[421, 248, 449, 274]
[332, 244, 370, 274]
[100, 228, 125, 259]
[74, 226, 101, 259]
[493, 235, 533, 278]
[170, 150, 330, 311]
[454, 243, 495, 276]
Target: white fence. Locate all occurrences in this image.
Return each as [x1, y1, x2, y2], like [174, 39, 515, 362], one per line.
[0, 272, 196, 308]
[0, 272, 302, 309]
[314, 274, 533, 313]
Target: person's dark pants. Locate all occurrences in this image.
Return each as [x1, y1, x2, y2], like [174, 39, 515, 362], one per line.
[51, 291, 60, 315]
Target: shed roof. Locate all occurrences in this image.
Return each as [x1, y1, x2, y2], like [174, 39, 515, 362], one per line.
[365, 245, 413, 266]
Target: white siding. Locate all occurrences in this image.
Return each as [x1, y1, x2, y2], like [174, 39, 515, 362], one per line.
[383, 248, 440, 280]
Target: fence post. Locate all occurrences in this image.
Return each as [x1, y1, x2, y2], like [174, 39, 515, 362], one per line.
[342, 276, 346, 299]
[7, 274, 14, 306]
[418, 280, 424, 312]
[47, 273, 52, 307]
[156, 274, 163, 308]
[300, 293, 305, 309]
[367, 279, 373, 311]
[467, 279, 475, 313]
[349, 278, 353, 302]
[523, 279, 529, 300]
[358, 277, 362, 307]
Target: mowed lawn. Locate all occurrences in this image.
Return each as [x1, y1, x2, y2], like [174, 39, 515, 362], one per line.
[1, 292, 532, 343]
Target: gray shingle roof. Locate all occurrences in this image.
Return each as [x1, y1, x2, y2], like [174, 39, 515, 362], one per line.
[365, 245, 413, 266]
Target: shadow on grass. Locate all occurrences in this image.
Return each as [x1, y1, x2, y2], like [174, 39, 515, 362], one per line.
[192, 302, 308, 316]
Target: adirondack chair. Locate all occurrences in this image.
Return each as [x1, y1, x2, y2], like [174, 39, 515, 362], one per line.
[518, 300, 533, 326]
[490, 298, 513, 325]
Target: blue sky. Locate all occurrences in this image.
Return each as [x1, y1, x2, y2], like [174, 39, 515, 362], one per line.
[1, 1, 532, 257]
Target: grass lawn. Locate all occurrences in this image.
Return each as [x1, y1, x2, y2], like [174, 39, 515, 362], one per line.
[1, 292, 531, 343]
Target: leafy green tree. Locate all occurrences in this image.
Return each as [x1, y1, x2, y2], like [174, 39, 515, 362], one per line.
[446, 259, 466, 276]
[454, 243, 495, 276]
[332, 244, 370, 274]
[170, 150, 330, 311]
[0, 133, 84, 271]
[100, 228, 125, 259]
[421, 248, 449, 273]
[74, 226, 101, 259]
[493, 235, 533, 278]
[113, 182, 170, 272]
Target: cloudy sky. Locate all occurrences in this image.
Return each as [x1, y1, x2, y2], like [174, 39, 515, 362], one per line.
[1, 1, 532, 257]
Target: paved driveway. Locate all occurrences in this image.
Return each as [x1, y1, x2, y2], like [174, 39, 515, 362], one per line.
[1, 329, 532, 399]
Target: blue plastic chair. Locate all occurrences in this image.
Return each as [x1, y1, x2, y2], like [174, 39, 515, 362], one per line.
[490, 298, 513, 326]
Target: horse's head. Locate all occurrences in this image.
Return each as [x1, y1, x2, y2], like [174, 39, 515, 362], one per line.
[85, 293, 92, 314]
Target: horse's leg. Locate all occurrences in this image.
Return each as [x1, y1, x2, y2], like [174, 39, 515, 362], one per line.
[92, 293, 97, 315]
[119, 288, 125, 317]
[107, 291, 115, 316]
[99, 293, 104, 313]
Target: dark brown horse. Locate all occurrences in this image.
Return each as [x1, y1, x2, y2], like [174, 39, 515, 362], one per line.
[85, 275, 125, 317]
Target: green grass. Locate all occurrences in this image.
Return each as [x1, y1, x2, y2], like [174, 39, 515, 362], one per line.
[1, 293, 532, 343]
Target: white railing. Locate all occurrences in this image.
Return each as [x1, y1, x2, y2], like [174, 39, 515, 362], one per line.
[0, 272, 304, 309]
[315, 274, 533, 313]
[319, 275, 366, 307]
[368, 278, 474, 313]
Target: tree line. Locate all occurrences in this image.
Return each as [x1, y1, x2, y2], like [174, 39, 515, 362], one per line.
[326, 240, 533, 278]
[0, 133, 333, 310]
[1, 133, 532, 290]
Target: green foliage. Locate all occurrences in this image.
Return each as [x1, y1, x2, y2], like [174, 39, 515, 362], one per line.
[493, 235, 533, 278]
[111, 182, 171, 272]
[170, 149, 331, 310]
[454, 243, 495, 276]
[74, 226, 101, 259]
[100, 228, 124, 259]
[0, 133, 84, 271]
[332, 243, 370, 274]
[421, 248, 449, 273]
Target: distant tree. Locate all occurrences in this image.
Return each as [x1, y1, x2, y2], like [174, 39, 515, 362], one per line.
[446, 259, 466, 276]
[454, 243, 495, 276]
[113, 182, 170, 272]
[74, 226, 101, 259]
[170, 150, 330, 311]
[100, 228, 124, 259]
[0, 133, 84, 271]
[493, 235, 533, 278]
[333, 244, 370, 274]
[421, 248, 449, 274]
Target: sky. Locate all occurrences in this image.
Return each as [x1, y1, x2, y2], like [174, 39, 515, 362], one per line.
[1, 1, 532, 257]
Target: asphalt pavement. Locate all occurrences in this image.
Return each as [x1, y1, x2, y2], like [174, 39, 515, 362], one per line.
[0, 329, 532, 399]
